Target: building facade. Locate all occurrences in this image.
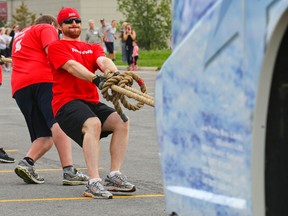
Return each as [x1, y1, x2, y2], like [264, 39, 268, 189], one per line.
[5, 0, 125, 43]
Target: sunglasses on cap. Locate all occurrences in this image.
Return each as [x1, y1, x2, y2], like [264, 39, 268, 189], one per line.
[63, 18, 82, 24]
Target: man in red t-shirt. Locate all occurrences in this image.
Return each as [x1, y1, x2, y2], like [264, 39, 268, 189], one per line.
[11, 15, 88, 185]
[48, 8, 136, 199]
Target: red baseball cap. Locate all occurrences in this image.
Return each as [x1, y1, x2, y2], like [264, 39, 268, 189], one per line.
[57, 7, 80, 24]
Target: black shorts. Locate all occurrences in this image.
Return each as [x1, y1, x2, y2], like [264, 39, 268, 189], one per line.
[13, 83, 55, 142]
[55, 100, 115, 147]
[104, 42, 114, 54]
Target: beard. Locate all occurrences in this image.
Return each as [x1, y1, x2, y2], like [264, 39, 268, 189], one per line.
[62, 26, 81, 39]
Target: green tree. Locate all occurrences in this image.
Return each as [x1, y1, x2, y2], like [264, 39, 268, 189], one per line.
[12, 1, 36, 30]
[0, 18, 7, 27]
[117, 0, 172, 50]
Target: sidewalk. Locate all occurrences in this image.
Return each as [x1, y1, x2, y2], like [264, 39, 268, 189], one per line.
[117, 65, 159, 72]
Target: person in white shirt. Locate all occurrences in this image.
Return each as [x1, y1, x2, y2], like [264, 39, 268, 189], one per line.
[85, 19, 103, 46]
[104, 20, 117, 61]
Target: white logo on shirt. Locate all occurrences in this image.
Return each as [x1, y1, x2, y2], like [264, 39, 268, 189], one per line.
[72, 48, 93, 54]
[14, 27, 31, 53]
[15, 39, 22, 52]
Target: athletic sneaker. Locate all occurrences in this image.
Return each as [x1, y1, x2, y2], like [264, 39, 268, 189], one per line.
[104, 173, 136, 192]
[14, 159, 44, 184]
[63, 168, 89, 186]
[83, 181, 113, 199]
[0, 148, 15, 163]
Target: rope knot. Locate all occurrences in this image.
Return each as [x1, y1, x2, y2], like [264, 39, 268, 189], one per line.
[101, 71, 154, 119]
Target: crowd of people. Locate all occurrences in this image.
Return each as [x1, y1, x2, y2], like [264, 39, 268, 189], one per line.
[85, 18, 139, 71]
[1, 24, 20, 72]
[0, 16, 139, 76]
[0, 7, 139, 199]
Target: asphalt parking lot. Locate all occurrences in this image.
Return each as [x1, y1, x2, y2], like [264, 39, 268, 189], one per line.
[0, 70, 166, 216]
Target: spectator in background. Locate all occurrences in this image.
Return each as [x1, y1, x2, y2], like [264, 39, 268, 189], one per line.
[4, 28, 12, 57]
[99, 18, 108, 51]
[119, 22, 127, 63]
[123, 23, 136, 70]
[85, 19, 103, 47]
[13, 24, 20, 37]
[131, 40, 139, 71]
[9, 24, 20, 52]
[0, 27, 11, 72]
[104, 19, 117, 61]
[58, 30, 62, 39]
[3, 28, 12, 72]
[0, 28, 7, 57]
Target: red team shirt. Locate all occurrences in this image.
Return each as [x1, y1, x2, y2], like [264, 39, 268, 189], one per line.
[48, 40, 105, 116]
[11, 24, 58, 96]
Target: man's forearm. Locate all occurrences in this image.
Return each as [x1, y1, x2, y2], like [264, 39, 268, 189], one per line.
[97, 56, 118, 76]
[62, 60, 95, 82]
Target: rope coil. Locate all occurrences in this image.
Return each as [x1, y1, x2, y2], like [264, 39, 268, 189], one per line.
[101, 71, 154, 119]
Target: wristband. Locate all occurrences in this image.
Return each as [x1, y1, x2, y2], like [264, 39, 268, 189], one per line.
[92, 75, 100, 85]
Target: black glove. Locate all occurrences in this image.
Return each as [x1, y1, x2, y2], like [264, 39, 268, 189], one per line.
[92, 75, 107, 90]
[113, 71, 120, 76]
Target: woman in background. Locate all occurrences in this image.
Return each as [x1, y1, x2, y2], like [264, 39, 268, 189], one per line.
[123, 23, 136, 70]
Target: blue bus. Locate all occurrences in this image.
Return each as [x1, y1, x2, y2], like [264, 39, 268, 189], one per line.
[155, 1, 288, 215]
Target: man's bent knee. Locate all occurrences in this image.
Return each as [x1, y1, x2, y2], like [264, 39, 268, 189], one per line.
[82, 117, 101, 135]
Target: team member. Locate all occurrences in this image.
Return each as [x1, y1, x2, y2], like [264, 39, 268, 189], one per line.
[11, 15, 88, 185]
[48, 7, 136, 199]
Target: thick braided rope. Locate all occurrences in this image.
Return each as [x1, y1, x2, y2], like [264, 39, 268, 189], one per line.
[101, 71, 148, 115]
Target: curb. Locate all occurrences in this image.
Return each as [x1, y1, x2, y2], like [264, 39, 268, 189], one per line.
[116, 65, 159, 72]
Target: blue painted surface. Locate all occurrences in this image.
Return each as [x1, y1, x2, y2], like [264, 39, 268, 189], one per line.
[156, 0, 288, 215]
